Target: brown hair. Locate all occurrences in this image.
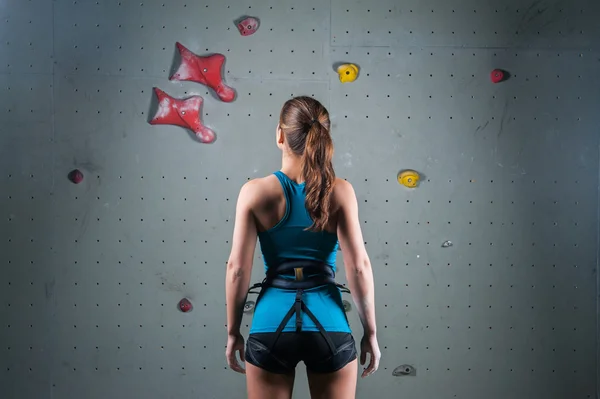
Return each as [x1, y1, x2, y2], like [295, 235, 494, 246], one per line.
[279, 96, 335, 232]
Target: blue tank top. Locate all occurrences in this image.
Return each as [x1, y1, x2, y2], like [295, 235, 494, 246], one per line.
[249, 171, 351, 334]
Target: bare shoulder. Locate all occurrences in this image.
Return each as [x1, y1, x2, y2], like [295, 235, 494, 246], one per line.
[332, 177, 357, 210]
[237, 175, 280, 207]
[333, 177, 356, 198]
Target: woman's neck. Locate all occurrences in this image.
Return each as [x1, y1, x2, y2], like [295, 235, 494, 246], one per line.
[280, 152, 303, 183]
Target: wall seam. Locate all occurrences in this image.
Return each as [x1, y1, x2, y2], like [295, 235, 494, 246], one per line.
[49, 1, 56, 398]
[597, 136, 600, 399]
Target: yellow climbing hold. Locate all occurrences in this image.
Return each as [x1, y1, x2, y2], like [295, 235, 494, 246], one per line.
[337, 64, 359, 83]
[397, 170, 420, 188]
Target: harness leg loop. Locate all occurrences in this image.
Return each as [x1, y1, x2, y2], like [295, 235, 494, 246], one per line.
[295, 289, 303, 332]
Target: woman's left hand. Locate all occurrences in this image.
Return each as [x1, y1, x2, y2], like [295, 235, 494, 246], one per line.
[225, 333, 246, 374]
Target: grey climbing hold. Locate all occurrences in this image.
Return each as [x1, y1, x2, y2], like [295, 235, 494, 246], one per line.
[243, 300, 255, 314]
[441, 240, 453, 248]
[393, 364, 416, 376]
[342, 300, 351, 312]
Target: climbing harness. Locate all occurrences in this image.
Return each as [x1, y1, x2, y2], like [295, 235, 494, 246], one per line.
[247, 260, 351, 354]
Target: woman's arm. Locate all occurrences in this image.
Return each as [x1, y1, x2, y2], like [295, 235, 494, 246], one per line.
[225, 181, 259, 336]
[335, 179, 380, 377]
[335, 179, 377, 336]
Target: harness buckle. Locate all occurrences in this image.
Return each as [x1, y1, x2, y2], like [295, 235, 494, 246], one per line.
[294, 267, 304, 281]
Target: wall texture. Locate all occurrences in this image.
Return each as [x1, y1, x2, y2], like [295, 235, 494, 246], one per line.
[1, 0, 599, 398]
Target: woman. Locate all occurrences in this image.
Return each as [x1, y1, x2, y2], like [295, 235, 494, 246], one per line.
[225, 96, 380, 399]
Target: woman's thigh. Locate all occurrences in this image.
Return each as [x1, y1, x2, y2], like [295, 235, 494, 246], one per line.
[245, 361, 296, 399]
[306, 358, 358, 399]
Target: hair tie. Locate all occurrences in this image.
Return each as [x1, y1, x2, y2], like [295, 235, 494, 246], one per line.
[304, 118, 318, 133]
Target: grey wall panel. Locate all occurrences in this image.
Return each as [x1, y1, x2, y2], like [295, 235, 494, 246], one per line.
[331, 0, 600, 49]
[1, 0, 599, 398]
[0, 72, 55, 397]
[328, 45, 598, 398]
[54, 0, 330, 81]
[0, 0, 53, 74]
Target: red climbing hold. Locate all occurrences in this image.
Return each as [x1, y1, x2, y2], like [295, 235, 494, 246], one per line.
[178, 298, 193, 313]
[149, 87, 216, 144]
[68, 169, 84, 184]
[235, 16, 260, 36]
[170, 42, 236, 103]
[490, 69, 505, 83]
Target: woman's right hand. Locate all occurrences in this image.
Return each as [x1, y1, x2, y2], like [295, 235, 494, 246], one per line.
[359, 333, 381, 378]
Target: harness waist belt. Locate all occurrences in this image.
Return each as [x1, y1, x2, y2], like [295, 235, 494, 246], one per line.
[247, 260, 350, 355]
[268, 275, 336, 290]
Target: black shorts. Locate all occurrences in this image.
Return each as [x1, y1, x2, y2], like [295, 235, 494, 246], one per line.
[245, 331, 357, 374]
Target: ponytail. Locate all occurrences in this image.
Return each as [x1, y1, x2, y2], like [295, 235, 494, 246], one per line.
[302, 122, 335, 232]
[278, 96, 336, 232]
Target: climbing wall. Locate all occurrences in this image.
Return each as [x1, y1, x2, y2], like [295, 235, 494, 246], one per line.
[1, 1, 599, 398]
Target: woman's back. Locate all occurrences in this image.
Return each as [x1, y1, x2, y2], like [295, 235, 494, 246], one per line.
[249, 170, 351, 334]
[255, 170, 339, 269]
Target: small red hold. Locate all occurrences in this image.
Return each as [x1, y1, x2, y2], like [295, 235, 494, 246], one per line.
[68, 169, 84, 184]
[178, 298, 193, 313]
[490, 69, 505, 83]
[170, 42, 236, 103]
[235, 16, 259, 36]
[149, 87, 216, 143]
